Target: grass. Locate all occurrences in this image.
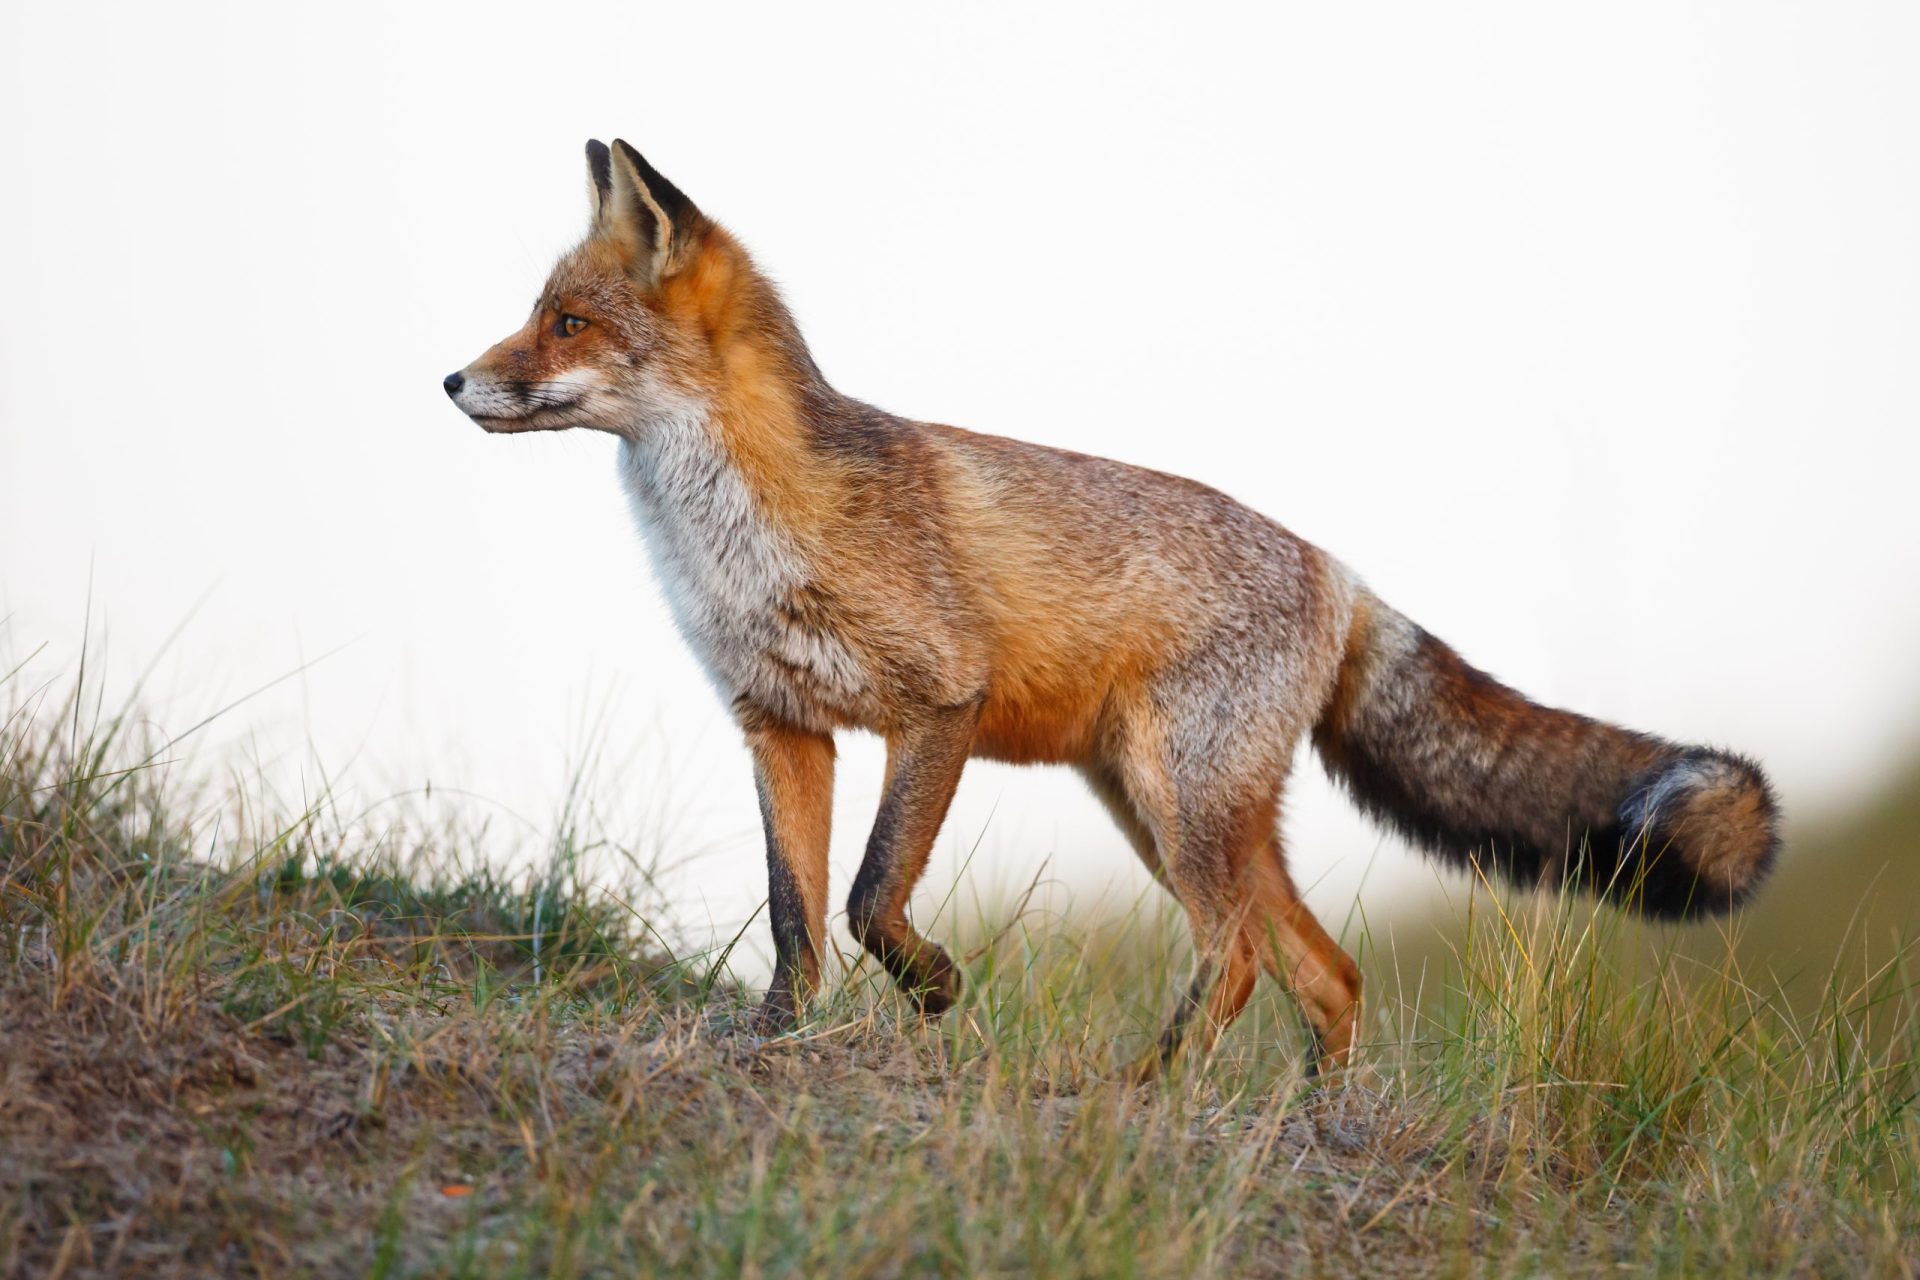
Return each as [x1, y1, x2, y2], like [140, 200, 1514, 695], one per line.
[3, 670, 1919, 1277]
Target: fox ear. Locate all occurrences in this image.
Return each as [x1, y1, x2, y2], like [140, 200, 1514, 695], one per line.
[585, 139, 613, 221]
[604, 138, 701, 284]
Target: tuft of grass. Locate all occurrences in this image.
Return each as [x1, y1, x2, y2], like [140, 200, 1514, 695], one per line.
[2, 665, 1918, 1277]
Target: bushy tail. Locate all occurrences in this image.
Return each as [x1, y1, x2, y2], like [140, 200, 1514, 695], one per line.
[1312, 589, 1779, 918]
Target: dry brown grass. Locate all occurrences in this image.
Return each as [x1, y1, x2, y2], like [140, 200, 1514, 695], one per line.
[5, 671, 1919, 1277]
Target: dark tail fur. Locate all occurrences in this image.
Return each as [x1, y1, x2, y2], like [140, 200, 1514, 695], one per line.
[1312, 590, 1779, 918]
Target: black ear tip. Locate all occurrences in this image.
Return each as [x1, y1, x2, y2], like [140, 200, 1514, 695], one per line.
[586, 140, 613, 198]
[607, 138, 694, 222]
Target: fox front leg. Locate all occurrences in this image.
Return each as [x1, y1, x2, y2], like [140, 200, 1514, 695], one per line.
[742, 715, 836, 1033]
[846, 699, 982, 1017]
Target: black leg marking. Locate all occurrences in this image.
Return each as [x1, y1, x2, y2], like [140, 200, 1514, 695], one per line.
[845, 703, 980, 1017]
[1154, 960, 1217, 1066]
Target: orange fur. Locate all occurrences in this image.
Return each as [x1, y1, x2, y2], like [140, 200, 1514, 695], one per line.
[446, 139, 1777, 1079]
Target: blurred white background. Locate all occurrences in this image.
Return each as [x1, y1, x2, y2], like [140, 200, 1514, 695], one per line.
[3, 3, 1917, 968]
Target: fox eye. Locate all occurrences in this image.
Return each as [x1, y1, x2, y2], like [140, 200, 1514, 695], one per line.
[558, 314, 588, 338]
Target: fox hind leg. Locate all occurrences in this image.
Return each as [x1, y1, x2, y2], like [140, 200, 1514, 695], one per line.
[1124, 820, 1362, 1081]
[1081, 761, 1171, 889]
[1098, 720, 1281, 1080]
[1240, 836, 1362, 1073]
[1097, 712, 1360, 1080]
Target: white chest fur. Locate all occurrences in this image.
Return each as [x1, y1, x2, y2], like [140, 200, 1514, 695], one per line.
[617, 417, 868, 726]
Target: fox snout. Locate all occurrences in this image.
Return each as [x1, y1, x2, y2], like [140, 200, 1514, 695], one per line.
[443, 365, 516, 432]
[442, 366, 501, 432]
[442, 361, 588, 434]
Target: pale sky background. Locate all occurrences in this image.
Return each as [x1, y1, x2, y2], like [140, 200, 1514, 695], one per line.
[3, 3, 1918, 975]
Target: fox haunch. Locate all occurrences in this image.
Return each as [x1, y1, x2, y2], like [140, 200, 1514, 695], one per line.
[447, 138, 1780, 1078]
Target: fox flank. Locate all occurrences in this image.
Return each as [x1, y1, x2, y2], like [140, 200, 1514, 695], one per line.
[445, 138, 1781, 1078]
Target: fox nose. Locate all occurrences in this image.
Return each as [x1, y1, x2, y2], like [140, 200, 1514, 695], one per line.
[443, 371, 465, 397]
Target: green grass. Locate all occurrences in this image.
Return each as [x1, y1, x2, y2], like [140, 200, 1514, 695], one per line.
[3, 669, 1918, 1277]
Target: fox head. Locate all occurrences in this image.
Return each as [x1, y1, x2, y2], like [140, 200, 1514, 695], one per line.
[444, 139, 725, 435]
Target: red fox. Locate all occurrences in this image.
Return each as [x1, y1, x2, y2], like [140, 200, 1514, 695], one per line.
[446, 139, 1779, 1077]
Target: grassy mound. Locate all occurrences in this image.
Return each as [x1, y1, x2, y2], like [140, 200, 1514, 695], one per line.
[3, 678, 1918, 1277]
